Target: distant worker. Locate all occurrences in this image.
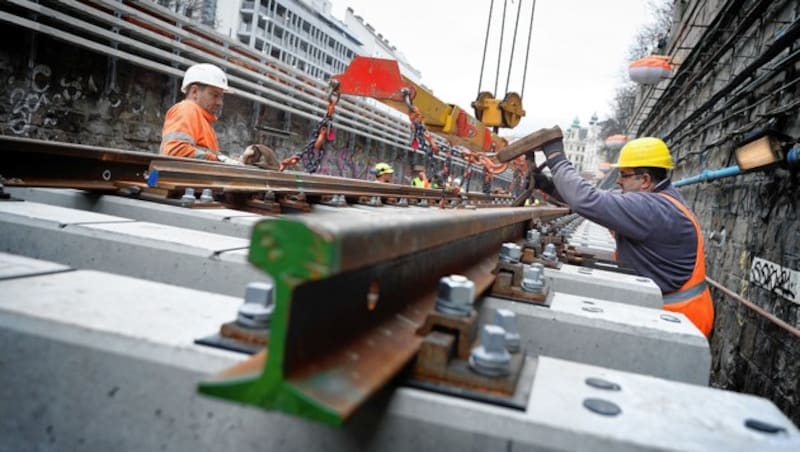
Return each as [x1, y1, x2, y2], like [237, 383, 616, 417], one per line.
[450, 177, 463, 193]
[160, 63, 238, 164]
[371, 162, 394, 183]
[527, 128, 714, 336]
[411, 164, 431, 188]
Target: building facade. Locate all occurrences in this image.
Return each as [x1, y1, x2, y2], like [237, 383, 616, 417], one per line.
[228, 0, 361, 81]
[563, 114, 602, 179]
[157, 1, 421, 84]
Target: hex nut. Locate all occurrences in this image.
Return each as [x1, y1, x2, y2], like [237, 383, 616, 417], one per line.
[435, 274, 475, 316]
[499, 242, 522, 263]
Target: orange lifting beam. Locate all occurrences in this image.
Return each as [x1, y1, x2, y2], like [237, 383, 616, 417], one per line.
[332, 57, 508, 153]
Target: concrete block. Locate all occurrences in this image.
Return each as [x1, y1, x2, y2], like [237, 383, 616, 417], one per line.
[569, 243, 616, 261]
[481, 292, 710, 385]
[525, 356, 800, 452]
[1, 270, 797, 452]
[0, 201, 270, 296]
[6, 187, 265, 238]
[544, 263, 662, 309]
[0, 251, 72, 280]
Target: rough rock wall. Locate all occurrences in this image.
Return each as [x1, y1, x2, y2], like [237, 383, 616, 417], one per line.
[634, 0, 800, 424]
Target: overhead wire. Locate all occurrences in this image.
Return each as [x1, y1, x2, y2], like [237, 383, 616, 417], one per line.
[520, 0, 538, 99]
[503, 0, 524, 95]
[476, 0, 495, 96]
[493, 0, 508, 96]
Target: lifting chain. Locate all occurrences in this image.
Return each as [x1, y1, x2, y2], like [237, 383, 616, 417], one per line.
[402, 88, 439, 159]
[280, 81, 340, 173]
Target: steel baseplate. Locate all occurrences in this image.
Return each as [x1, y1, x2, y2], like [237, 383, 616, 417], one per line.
[406, 346, 536, 410]
[194, 321, 269, 355]
[197, 205, 567, 425]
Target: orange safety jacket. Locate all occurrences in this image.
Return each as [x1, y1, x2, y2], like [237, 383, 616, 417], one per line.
[657, 193, 715, 337]
[160, 100, 220, 161]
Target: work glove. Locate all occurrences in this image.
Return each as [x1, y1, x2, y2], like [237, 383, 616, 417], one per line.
[217, 153, 243, 165]
[240, 144, 280, 170]
[541, 139, 566, 166]
[532, 172, 557, 195]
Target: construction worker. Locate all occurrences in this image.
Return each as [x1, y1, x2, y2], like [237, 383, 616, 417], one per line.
[411, 164, 430, 188]
[160, 63, 238, 164]
[371, 162, 394, 183]
[530, 128, 714, 337]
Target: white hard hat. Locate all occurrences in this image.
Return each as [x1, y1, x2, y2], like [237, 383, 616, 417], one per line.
[453, 177, 462, 186]
[181, 63, 230, 93]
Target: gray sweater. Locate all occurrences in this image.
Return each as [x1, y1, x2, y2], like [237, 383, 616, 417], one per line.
[549, 159, 697, 294]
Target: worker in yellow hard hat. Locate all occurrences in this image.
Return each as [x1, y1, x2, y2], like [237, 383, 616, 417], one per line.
[411, 164, 431, 188]
[529, 128, 714, 337]
[371, 162, 394, 183]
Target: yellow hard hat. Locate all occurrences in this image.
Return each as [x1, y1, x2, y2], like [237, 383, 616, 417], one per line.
[372, 162, 394, 176]
[612, 137, 674, 169]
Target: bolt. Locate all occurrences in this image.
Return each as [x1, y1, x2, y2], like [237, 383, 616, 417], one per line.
[180, 187, 196, 203]
[499, 242, 522, 263]
[521, 264, 545, 294]
[495, 309, 521, 352]
[434, 274, 475, 316]
[237, 281, 275, 328]
[469, 324, 511, 376]
[526, 229, 540, 247]
[541, 243, 558, 262]
[199, 188, 214, 202]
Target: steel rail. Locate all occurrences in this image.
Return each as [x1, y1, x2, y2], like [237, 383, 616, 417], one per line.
[146, 160, 506, 203]
[198, 203, 567, 425]
[0, 136, 516, 204]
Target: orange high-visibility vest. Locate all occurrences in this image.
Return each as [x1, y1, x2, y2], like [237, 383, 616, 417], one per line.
[160, 100, 220, 161]
[657, 193, 715, 337]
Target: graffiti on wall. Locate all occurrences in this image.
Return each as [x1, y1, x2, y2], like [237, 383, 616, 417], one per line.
[8, 64, 60, 134]
[317, 145, 374, 180]
[749, 257, 799, 304]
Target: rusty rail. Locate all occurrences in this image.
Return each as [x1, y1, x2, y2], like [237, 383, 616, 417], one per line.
[1, 136, 516, 207]
[199, 203, 567, 425]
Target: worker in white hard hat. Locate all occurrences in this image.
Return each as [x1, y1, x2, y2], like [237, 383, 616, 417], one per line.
[160, 63, 239, 164]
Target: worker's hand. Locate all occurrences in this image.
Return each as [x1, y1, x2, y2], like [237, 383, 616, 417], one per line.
[533, 173, 556, 194]
[240, 144, 280, 170]
[541, 139, 565, 164]
[217, 154, 243, 165]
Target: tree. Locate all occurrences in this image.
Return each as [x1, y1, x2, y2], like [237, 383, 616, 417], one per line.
[604, 0, 674, 148]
